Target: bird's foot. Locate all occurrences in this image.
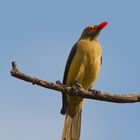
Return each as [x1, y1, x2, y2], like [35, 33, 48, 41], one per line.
[89, 88, 101, 95]
[71, 80, 83, 94]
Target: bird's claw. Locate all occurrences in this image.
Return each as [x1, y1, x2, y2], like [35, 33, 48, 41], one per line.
[71, 80, 83, 94]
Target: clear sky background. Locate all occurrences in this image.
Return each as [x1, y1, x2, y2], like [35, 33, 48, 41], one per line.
[1, 0, 140, 140]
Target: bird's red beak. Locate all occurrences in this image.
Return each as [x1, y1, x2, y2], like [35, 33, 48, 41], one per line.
[97, 22, 108, 30]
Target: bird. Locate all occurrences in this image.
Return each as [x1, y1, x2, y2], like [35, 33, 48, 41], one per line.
[61, 21, 108, 140]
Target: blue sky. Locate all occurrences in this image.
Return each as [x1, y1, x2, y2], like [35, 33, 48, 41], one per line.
[1, 0, 140, 140]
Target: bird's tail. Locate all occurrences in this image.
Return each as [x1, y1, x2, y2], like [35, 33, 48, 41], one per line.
[62, 110, 82, 140]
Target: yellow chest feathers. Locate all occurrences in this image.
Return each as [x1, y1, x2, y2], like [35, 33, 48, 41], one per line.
[66, 39, 102, 90]
[76, 39, 102, 89]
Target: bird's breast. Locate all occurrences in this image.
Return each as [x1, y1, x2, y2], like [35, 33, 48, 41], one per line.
[78, 40, 102, 89]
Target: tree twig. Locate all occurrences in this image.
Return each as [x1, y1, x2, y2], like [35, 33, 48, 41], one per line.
[10, 61, 140, 103]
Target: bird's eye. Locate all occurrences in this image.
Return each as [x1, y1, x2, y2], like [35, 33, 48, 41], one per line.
[88, 25, 94, 30]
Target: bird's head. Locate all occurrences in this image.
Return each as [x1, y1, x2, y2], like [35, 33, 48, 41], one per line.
[80, 21, 108, 41]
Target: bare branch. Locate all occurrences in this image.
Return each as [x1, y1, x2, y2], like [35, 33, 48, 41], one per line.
[10, 61, 140, 103]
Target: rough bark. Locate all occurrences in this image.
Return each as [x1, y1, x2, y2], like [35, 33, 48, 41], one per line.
[10, 61, 140, 103]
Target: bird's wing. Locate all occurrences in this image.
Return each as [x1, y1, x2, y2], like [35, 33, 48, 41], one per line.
[61, 42, 86, 114]
[61, 43, 78, 114]
[63, 43, 78, 84]
[100, 55, 102, 65]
